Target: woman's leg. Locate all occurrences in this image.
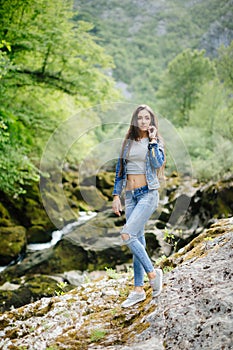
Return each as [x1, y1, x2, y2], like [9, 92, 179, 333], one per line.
[133, 232, 146, 287]
[121, 190, 163, 307]
[125, 192, 147, 288]
[125, 195, 145, 288]
[121, 190, 159, 275]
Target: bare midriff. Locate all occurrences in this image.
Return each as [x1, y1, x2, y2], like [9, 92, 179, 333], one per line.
[126, 174, 147, 191]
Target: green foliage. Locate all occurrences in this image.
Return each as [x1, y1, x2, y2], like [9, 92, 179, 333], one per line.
[90, 328, 107, 342]
[0, 0, 121, 195]
[0, 0, 232, 193]
[74, 0, 232, 181]
[54, 281, 68, 296]
[75, 0, 229, 101]
[163, 266, 174, 273]
[155, 255, 167, 265]
[189, 80, 233, 140]
[216, 40, 233, 90]
[0, 40, 12, 79]
[193, 137, 233, 180]
[163, 228, 183, 252]
[105, 267, 120, 279]
[0, 115, 39, 195]
[156, 49, 216, 127]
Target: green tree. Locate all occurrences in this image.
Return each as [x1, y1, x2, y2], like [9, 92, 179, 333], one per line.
[216, 40, 233, 90]
[0, 0, 120, 195]
[189, 80, 233, 141]
[156, 49, 216, 126]
[177, 79, 233, 180]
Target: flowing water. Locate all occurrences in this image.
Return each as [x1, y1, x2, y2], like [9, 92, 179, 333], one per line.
[0, 211, 96, 272]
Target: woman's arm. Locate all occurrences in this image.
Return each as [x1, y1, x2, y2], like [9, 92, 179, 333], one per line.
[112, 157, 123, 216]
[112, 157, 124, 196]
[112, 195, 122, 216]
[148, 141, 165, 169]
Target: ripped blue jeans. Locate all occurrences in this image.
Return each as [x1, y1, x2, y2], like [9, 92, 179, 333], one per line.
[121, 185, 159, 287]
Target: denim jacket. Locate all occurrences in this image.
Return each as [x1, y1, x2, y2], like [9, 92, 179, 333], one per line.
[112, 139, 165, 196]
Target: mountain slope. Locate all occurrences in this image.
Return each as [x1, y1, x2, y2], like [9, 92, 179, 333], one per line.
[74, 0, 233, 101]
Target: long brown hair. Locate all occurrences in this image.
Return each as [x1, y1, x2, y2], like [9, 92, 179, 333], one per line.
[118, 104, 165, 179]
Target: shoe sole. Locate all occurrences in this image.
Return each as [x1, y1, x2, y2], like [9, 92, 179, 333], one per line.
[121, 295, 146, 308]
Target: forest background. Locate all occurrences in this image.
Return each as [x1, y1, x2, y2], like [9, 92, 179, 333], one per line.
[0, 0, 233, 198]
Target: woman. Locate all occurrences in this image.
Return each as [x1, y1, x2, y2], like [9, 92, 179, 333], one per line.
[112, 104, 165, 308]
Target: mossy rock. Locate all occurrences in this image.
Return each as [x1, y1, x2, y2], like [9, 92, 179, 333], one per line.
[0, 287, 32, 313]
[73, 186, 108, 211]
[0, 202, 10, 219]
[62, 170, 79, 188]
[80, 171, 115, 200]
[87, 244, 132, 271]
[0, 185, 55, 232]
[89, 209, 125, 229]
[202, 178, 233, 218]
[158, 218, 233, 270]
[24, 275, 74, 299]
[52, 239, 89, 272]
[24, 197, 54, 228]
[41, 190, 76, 228]
[0, 219, 14, 227]
[26, 225, 52, 243]
[96, 171, 115, 199]
[0, 226, 26, 265]
[0, 275, 74, 312]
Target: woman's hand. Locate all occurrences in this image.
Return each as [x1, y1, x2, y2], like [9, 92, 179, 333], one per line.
[112, 195, 122, 216]
[148, 125, 157, 140]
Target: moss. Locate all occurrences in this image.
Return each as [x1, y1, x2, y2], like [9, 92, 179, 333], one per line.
[73, 186, 108, 211]
[96, 171, 115, 199]
[50, 240, 89, 272]
[26, 225, 52, 243]
[58, 287, 155, 348]
[0, 275, 74, 312]
[0, 202, 10, 219]
[25, 275, 72, 297]
[0, 218, 14, 227]
[159, 219, 232, 269]
[0, 226, 26, 265]
[0, 287, 32, 313]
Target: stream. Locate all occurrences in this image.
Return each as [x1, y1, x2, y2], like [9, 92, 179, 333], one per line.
[0, 211, 96, 273]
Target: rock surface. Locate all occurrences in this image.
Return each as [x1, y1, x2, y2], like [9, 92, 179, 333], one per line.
[0, 218, 232, 350]
[1, 173, 232, 269]
[0, 225, 27, 265]
[0, 174, 232, 312]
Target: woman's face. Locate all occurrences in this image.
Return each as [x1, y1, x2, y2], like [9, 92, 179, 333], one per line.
[137, 109, 151, 133]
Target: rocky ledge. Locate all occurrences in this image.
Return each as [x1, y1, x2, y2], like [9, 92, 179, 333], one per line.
[0, 218, 232, 350]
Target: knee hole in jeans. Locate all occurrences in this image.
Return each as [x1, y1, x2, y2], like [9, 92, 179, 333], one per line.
[121, 233, 130, 241]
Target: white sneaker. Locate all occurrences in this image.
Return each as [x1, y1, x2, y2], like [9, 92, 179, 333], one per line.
[150, 268, 163, 297]
[121, 291, 146, 308]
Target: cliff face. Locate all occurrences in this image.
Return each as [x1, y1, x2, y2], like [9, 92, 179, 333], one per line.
[0, 217, 232, 350]
[75, 0, 233, 64]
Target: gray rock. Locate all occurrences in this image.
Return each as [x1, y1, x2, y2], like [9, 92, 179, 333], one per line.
[0, 219, 232, 350]
[136, 231, 233, 349]
[0, 282, 20, 291]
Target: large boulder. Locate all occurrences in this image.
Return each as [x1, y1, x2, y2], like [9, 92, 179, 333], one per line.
[0, 209, 161, 287]
[80, 171, 115, 200]
[0, 185, 54, 244]
[0, 218, 232, 350]
[73, 185, 108, 211]
[154, 174, 233, 251]
[0, 274, 74, 313]
[0, 225, 27, 265]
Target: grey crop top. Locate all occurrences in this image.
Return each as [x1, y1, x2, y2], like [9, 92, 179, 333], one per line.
[126, 138, 149, 174]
